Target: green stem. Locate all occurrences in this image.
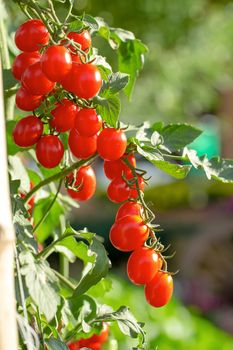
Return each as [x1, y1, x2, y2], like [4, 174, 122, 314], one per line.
[23, 154, 97, 203]
[53, 270, 76, 290]
[37, 232, 75, 259]
[59, 215, 69, 278]
[32, 179, 62, 233]
[63, 0, 74, 25]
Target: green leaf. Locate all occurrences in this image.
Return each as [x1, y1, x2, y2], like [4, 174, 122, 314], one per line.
[8, 155, 30, 192]
[45, 338, 68, 350]
[94, 54, 112, 80]
[110, 28, 135, 43]
[3, 68, 18, 90]
[19, 251, 60, 321]
[101, 72, 129, 95]
[6, 120, 22, 155]
[68, 19, 83, 32]
[82, 14, 99, 31]
[94, 94, 121, 127]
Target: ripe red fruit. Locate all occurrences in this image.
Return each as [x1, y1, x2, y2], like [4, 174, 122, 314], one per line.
[13, 115, 43, 147]
[127, 247, 161, 285]
[104, 154, 136, 180]
[41, 45, 72, 82]
[36, 135, 64, 168]
[145, 272, 173, 308]
[68, 128, 97, 159]
[68, 342, 80, 350]
[78, 340, 100, 350]
[61, 63, 102, 99]
[66, 166, 96, 201]
[15, 19, 49, 52]
[67, 30, 92, 52]
[107, 177, 130, 203]
[12, 51, 41, 80]
[22, 62, 55, 95]
[16, 87, 43, 111]
[97, 128, 127, 161]
[116, 202, 142, 221]
[129, 174, 145, 199]
[110, 215, 149, 252]
[50, 99, 79, 132]
[71, 53, 84, 64]
[19, 182, 35, 215]
[88, 323, 109, 344]
[74, 108, 102, 137]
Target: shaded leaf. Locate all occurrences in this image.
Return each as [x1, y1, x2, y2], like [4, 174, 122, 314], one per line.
[45, 338, 68, 350]
[94, 94, 121, 127]
[101, 72, 129, 95]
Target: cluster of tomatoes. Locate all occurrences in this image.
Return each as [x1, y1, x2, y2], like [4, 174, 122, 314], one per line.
[68, 323, 109, 350]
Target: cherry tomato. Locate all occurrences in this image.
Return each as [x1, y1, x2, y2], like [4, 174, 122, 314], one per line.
[68, 128, 97, 159]
[129, 174, 145, 199]
[71, 53, 84, 64]
[50, 99, 79, 132]
[115, 201, 142, 221]
[68, 342, 80, 350]
[144, 272, 173, 308]
[16, 87, 43, 111]
[12, 51, 41, 80]
[74, 108, 102, 137]
[41, 45, 72, 82]
[97, 128, 127, 161]
[22, 61, 55, 96]
[78, 340, 101, 350]
[61, 63, 102, 99]
[104, 154, 136, 180]
[110, 215, 149, 252]
[66, 166, 96, 201]
[36, 135, 64, 168]
[88, 323, 109, 344]
[67, 30, 92, 52]
[15, 19, 49, 52]
[107, 177, 130, 203]
[13, 115, 43, 147]
[127, 247, 160, 285]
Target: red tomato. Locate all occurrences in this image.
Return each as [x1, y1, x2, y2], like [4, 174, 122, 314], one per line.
[71, 53, 84, 64]
[22, 62, 55, 96]
[127, 247, 160, 285]
[144, 272, 173, 308]
[88, 323, 109, 344]
[66, 166, 96, 201]
[36, 135, 64, 168]
[67, 30, 92, 52]
[104, 154, 136, 180]
[12, 51, 41, 80]
[61, 63, 102, 99]
[129, 174, 145, 199]
[68, 128, 97, 159]
[19, 182, 35, 215]
[74, 108, 102, 136]
[107, 177, 130, 203]
[68, 342, 80, 350]
[78, 340, 101, 350]
[16, 87, 43, 111]
[97, 128, 127, 161]
[15, 19, 49, 52]
[13, 115, 43, 147]
[41, 45, 72, 82]
[110, 215, 149, 252]
[115, 201, 142, 221]
[50, 99, 79, 132]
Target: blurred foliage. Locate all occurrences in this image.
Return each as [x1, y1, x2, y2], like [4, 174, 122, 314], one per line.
[89, 274, 233, 349]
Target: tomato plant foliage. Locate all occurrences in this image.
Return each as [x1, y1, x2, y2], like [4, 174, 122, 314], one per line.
[2, 1, 233, 349]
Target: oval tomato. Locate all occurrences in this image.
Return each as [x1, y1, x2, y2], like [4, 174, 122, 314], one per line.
[12, 51, 41, 80]
[68, 128, 97, 159]
[13, 115, 43, 147]
[115, 201, 142, 221]
[22, 61, 55, 95]
[36, 135, 64, 168]
[104, 154, 136, 180]
[15, 19, 49, 52]
[127, 247, 160, 285]
[41, 45, 72, 81]
[66, 166, 96, 201]
[110, 215, 149, 252]
[107, 177, 130, 203]
[74, 108, 102, 137]
[97, 128, 127, 161]
[67, 30, 92, 52]
[144, 272, 173, 307]
[16, 87, 43, 111]
[50, 99, 79, 132]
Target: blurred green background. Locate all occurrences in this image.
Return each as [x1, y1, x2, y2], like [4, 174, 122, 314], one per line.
[4, 0, 233, 349]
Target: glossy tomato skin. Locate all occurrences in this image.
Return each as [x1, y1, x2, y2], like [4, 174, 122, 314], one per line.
[36, 135, 64, 168]
[74, 108, 102, 137]
[15, 19, 49, 52]
[41, 45, 72, 82]
[12, 51, 41, 80]
[104, 154, 136, 180]
[16, 87, 43, 111]
[13, 115, 43, 147]
[110, 215, 149, 252]
[107, 177, 130, 203]
[50, 99, 79, 132]
[66, 166, 96, 201]
[67, 30, 92, 51]
[127, 247, 160, 285]
[97, 128, 127, 161]
[68, 128, 97, 159]
[116, 201, 142, 221]
[22, 62, 55, 95]
[129, 175, 145, 199]
[61, 63, 102, 99]
[145, 272, 173, 308]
